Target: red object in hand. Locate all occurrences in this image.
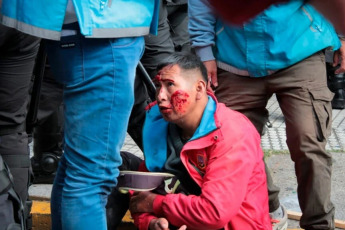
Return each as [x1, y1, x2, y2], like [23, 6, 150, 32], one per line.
[208, 0, 286, 24]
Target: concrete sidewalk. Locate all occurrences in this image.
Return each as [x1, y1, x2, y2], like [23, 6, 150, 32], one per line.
[29, 95, 345, 229]
[266, 152, 345, 229]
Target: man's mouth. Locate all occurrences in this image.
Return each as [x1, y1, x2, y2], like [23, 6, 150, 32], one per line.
[159, 106, 172, 114]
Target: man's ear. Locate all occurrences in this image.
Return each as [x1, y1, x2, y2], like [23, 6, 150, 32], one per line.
[196, 80, 207, 100]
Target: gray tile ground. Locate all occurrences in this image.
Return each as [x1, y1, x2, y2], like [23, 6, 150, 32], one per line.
[121, 134, 143, 158]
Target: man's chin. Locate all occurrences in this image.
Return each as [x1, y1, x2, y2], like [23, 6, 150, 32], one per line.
[162, 114, 172, 122]
[161, 113, 178, 124]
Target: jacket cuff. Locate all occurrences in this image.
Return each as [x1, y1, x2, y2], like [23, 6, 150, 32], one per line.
[153, 194, 165, 216]
[140, 215, 156, 230]
[134, 213, 157, 230]
[195, 46, 215, 62]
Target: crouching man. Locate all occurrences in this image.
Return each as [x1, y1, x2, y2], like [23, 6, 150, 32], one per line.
[129, 53, 271, 230]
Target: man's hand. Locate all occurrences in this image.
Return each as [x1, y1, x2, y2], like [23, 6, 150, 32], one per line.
[203, 60, 218, 90]
[129, 191, 157, 213]
[149, 218, 187, 230]
[333, 40, 345, 74]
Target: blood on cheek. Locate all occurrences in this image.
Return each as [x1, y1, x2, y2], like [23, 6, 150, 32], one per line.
[171, 90, 189, 113]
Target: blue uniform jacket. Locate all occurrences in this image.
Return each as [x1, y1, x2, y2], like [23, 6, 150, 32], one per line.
[0, 0, 159, 40]
[189, 0, 341, 77]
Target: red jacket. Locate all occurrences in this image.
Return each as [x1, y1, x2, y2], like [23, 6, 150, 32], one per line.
[136, 94, 271, 230]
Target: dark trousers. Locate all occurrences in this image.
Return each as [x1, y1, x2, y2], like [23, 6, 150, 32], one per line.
[30, 60, 64, 181]
[106, 151, 143, 230]
[140, 0, 190, 78]
[215, 52, 335, 229]
[0, 24, 40, 202]
[0, 24, 40, 228]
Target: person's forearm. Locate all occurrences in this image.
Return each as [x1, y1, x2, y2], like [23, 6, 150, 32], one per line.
[188, 0, 217, 50]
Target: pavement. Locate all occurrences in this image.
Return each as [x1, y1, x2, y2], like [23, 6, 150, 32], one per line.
[29, 95, 345, 229]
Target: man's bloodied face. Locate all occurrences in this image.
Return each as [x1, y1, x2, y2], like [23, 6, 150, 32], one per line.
[153, 64, 198, 123]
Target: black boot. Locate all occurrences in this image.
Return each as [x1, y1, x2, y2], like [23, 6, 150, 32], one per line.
[31, 106, 64, 184]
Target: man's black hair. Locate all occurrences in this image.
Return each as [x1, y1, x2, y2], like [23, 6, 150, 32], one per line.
[156, 52, 208, 82]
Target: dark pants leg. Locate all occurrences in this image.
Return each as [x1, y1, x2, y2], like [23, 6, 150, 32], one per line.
[0, 24, 40, 228]
[140, 0, 175, 78]
[166, 3, 190, 52]
[31, 61, 64, 183]
[271, 53, 334, 230]
[106, 151, 143, 230]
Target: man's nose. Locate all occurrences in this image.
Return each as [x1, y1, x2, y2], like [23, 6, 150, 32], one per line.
[156, 87, 167, 102]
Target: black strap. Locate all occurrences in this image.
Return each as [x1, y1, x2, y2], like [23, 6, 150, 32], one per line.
[26, 40, 47, 134]
[137, 61, 156, 101]
[0, 156, 12, 194]
[25, 200, 33, 230]
[0, 155, 25, 229]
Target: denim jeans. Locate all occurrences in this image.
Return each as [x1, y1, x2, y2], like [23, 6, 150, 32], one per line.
[46, 23, 144, 230]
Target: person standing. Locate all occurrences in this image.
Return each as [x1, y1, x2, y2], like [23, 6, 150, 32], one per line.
[189, 0, 343, 229]
[0, 24, 41, 230]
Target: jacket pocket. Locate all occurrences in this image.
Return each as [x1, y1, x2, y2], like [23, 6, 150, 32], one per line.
[309, 87, 334, 141]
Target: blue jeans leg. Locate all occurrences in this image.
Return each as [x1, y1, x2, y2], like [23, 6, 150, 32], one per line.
[46, 28, 144, 230]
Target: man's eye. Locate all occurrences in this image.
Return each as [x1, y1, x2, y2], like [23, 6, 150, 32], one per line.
[167, 82, 174, 87]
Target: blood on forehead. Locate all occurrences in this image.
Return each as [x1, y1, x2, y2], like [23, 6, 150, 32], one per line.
[153, 74, 161, 83]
